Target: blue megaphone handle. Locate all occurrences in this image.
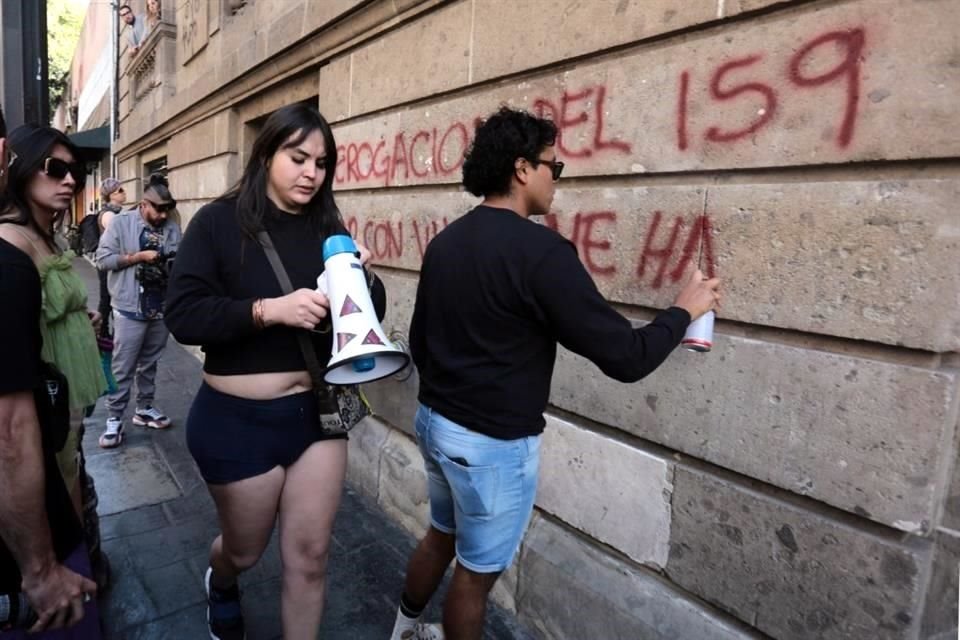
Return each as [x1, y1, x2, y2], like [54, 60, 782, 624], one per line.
[353, 357, 375, 373]
[323, 235, 358, 262]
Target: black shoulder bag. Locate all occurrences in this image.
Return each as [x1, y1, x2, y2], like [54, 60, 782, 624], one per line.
[256, 231, 371, 435]
[34, 361, 71, 452]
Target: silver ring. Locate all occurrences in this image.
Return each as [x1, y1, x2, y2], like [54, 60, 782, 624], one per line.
[83, 593, 92, 603]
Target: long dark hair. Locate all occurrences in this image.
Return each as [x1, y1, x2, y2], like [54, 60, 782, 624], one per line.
[223, 104, 342, 240]
[0, 124, 84, 248]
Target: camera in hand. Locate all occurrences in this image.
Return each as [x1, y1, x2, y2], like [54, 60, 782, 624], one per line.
[137, 250, 176, 288]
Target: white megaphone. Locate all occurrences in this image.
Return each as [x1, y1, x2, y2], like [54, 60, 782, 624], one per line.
[317, 235, 410, 385]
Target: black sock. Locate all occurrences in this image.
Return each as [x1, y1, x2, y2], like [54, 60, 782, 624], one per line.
[399, 592, 425, 619]
[209, 569, 239, 598]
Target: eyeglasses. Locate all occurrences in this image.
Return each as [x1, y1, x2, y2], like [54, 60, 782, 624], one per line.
[44, 157, 86, 188]
[530, 157, 564, 181]
[151, 201, 176, 213]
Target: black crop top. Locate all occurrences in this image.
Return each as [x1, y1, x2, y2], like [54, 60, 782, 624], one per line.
[164, 198, 386, 375]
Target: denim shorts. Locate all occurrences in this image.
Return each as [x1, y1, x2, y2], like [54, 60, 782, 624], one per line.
[415, 403, 540, 573]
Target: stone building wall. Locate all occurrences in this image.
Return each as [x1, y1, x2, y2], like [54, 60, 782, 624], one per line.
[116, 1, 960, 638]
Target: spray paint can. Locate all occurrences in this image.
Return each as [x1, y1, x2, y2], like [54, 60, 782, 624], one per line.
[681, 310, 714, 352]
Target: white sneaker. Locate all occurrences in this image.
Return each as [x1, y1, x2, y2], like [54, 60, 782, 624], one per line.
[401, 623, 444, 640]
[133, 405, 172, 429]
[389, 608, 417, 640]
[98, 417, 123, 448]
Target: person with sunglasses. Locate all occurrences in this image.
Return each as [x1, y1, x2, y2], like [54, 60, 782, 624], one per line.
[0, 124, 108, 511]
[0, 119, 103, 637]
[390, 107, 722, 640]
[95, 173, 181, 448]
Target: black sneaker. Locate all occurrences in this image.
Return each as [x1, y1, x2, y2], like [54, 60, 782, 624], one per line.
[204, 567, 245, 640]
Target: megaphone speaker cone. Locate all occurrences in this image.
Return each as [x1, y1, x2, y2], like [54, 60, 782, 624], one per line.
[321, 234, 412, 385]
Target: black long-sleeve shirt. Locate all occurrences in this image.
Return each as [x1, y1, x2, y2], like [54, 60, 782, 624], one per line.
[410, 205, 690, 440]
[164, 198, 385, 375]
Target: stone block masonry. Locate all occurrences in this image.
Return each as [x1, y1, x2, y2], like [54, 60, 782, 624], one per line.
[368, 267, 958, 535]
[330, 0, 958, 189]
[339, 178, 960, 351]
[117, 0, 960, 636]
[668, 467, 932, 640]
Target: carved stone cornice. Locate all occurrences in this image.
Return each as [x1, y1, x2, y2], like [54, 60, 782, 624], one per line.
[125, 22, 177, 103]
[116, 0, 446, 161]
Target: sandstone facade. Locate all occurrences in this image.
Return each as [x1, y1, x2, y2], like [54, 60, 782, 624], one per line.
[118, 1, 960, 637]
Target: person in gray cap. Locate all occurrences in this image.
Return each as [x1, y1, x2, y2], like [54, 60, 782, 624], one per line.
[95, 173, 181, 448]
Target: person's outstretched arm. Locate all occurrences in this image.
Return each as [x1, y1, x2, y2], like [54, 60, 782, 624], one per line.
[530, 243, 720, 382]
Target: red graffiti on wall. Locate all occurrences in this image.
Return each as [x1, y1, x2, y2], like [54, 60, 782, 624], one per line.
[344, 216, 404, 258]
[532, 86, 631, 158]
[636, 212, 715, 289]
[343, 215, 451, 260]
[345, 209, 716, 291]
[335, 123, 471, 188]
[335, 84, 631, 187]
[705, 54, 778, 143]
[544, 209, 716, 289]
[788, 28, 865, 148]
[364, 219, 404, 259]
[677, 27, 866, 150]
[543, 211, 617, 276]
[412, 218, 449, 259]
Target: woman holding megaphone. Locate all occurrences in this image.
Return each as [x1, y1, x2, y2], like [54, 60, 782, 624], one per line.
[164, 104, 385, 640]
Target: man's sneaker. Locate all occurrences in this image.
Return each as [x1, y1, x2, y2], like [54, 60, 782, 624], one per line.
[133, 405, 172, 429]
[98, 417, 123, 448]
[205, 567, 245, 640]
[401, 623, 445, 640]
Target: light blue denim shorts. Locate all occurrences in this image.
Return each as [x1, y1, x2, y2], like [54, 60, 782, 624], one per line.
[414, 403, 540, 573]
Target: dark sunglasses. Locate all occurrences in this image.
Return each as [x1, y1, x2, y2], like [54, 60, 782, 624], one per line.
[44, 157, 86, 188]
[150, 201, 176, 213]
[531, 157, 564, 181]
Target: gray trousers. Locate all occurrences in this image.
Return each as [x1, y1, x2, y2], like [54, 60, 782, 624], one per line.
[105, 313, 169, 419]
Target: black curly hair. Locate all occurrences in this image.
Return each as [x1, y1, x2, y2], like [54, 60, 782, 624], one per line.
[462, 107, 558, 198]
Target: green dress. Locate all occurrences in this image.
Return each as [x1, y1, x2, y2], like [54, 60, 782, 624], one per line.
[38, 250, 107, 410]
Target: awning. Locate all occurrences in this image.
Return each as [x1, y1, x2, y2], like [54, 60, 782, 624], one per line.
[69, 126, 110, 151]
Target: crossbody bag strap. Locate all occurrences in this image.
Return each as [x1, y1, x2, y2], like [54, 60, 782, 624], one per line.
[255, 231, 329, 390]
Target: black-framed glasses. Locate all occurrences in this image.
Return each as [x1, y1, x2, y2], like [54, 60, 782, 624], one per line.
[44, 157, 86, 188]
[152, 201, 176, 213]
[530, 157, 564, 181]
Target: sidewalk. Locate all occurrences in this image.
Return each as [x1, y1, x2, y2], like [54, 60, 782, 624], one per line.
[76, 258, 532, 639]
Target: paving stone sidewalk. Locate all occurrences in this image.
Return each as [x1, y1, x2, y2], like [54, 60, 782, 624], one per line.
[76, 257, 532, 639]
